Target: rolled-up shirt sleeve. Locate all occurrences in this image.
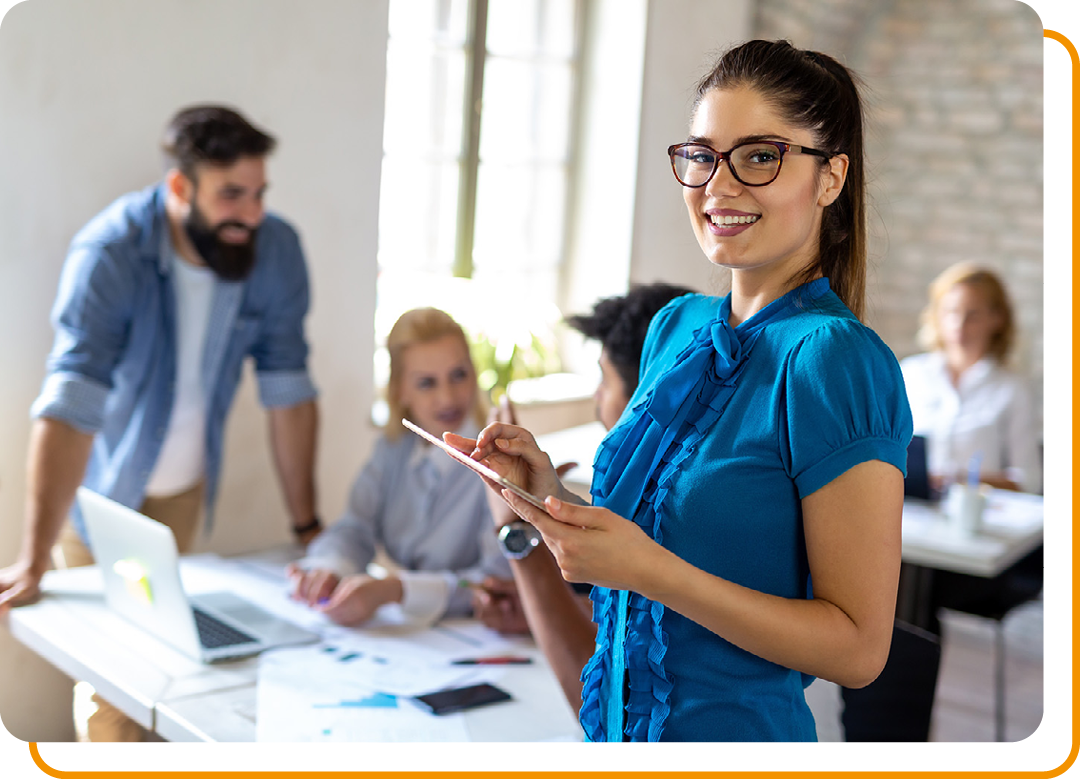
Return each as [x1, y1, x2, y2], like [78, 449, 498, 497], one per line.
[250, 222, 318, 409]
[31, 244, 132, 433]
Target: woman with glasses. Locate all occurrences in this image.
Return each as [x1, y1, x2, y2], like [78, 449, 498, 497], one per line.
[449, 40, 912, 741]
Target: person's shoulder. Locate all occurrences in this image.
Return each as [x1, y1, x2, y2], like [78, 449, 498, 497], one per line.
[71, 184, 163, 252]
[786, 303, 900, 373]
[256, 211, 303, 252]
[898, 351, 938, 374]
[652, 292, 720, 334]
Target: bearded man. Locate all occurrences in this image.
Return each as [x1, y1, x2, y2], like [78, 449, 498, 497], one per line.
[0, 105, 322, 740]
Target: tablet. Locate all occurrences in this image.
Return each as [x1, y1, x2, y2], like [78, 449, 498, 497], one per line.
[401, 418, 548, 511]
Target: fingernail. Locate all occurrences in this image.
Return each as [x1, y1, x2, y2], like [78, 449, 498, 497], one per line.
[496, 438, 509, 448]
[546, 496, 562, 511]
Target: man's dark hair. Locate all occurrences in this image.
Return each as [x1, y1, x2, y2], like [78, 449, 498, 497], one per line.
[567, 282, 694, 395]
[162, 105, 276, 180]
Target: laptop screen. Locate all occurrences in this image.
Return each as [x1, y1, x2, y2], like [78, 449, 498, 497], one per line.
[904, 435, 931, 500]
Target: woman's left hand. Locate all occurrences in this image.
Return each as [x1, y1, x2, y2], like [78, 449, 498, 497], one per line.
[502, 491, 663, 592]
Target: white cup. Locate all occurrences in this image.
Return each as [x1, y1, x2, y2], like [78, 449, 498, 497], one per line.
[944, 483, 987, 535]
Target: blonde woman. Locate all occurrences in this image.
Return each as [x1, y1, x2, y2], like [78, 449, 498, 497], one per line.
[287, 308, 509, 625]
[901, 262, 1041, 494]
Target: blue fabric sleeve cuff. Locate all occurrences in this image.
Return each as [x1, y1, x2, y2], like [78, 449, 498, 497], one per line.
[29, 372, 111, 433]
[794, 437, 909, 499]
[256, 370, 318, 408]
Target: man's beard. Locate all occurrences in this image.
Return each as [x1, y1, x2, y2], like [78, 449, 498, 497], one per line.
[184, 202, 259, 281]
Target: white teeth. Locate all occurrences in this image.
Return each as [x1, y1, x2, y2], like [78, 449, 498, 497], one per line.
[710, 214, 759, 226]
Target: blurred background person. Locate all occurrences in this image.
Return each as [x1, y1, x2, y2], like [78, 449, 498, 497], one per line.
[288, 308, 510, 626]
[900, 262, 1041, 494]
[566, 282, 696, 430]
[471, 282, 694, 633]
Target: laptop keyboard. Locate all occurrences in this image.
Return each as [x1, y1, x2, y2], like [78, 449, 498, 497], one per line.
[192, 606, 257, 649]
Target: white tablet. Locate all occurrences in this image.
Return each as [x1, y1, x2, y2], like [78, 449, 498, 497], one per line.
[401, 418, 548, 511]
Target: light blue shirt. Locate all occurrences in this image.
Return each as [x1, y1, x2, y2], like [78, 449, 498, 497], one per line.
[301, 429, 511, 621]
[31, 183, 317, 540]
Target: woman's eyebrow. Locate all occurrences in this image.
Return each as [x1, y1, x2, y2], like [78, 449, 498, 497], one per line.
[686, 133, 794, 147]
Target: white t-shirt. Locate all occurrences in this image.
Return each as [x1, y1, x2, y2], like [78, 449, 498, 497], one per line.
[144, 251, 215, 497]
[900, 351, 1041, 494]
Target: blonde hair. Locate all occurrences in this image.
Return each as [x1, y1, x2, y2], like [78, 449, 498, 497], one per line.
[384, 307, 487, 441]
[918, 263, 1015, 363]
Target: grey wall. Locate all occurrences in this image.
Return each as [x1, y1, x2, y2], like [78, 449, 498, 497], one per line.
[0, 0, 387, 741]
[756, 0, 1044, 392]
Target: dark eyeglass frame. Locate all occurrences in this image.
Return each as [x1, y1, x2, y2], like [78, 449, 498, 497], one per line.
[667, 140, 834, 188]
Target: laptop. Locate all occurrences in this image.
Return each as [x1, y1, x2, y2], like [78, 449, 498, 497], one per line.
[77, 487, 319, 662]
[904, 434, 933, 501]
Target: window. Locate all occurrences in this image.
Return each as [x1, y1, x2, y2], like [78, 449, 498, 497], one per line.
[376, 0, 582, 398]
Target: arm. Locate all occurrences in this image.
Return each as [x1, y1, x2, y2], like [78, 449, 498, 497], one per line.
[446, 425, 596, 707]
[267, 399, 320, 544]
[502, 546, 598, 706]
[0, 418, 94, 612]
[1002, 378, 1042, 494]
[504, 458, 903, 690]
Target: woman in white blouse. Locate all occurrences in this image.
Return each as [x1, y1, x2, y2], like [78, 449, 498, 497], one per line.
[901, 263, 1041, 494]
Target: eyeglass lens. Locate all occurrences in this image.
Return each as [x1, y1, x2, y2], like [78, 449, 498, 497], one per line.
[671, 142, 785, 187]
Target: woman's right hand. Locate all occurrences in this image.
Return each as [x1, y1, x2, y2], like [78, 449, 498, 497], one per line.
[445, 422, 567, 511]
[285, 563, 340, 607]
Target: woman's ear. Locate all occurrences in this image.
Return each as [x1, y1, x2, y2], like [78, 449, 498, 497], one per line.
[818, 153, 849, 207]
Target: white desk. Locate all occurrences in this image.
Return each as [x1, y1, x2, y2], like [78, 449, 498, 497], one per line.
[900, 490, 1044, 578]
[5, 551, 582, 742]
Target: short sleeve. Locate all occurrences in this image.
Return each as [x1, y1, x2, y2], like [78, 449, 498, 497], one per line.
[780, 320, 913, 498]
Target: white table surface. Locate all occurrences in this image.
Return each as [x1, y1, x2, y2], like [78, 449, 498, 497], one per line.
[6, 550, 582, 743]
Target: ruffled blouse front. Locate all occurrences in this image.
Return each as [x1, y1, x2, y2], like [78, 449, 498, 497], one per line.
[578, 278, 912, 742]
[582, 280, 831, 742]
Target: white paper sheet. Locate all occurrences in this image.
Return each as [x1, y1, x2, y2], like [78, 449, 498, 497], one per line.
[256, 644, 472, 742]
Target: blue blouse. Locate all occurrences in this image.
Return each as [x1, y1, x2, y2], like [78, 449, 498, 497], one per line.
[580, 278, 912, 742]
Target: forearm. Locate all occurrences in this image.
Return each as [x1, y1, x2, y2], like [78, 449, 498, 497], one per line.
[22, 417, 94, 572]
[639, 546, 894, 688]
[268, 400, 318, 530]
[510, 546, 597, 709]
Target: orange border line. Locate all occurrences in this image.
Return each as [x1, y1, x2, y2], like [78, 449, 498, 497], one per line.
[14, 24, 1080, 777]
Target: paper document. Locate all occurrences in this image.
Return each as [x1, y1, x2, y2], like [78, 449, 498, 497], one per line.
[257, 644, 472, 741]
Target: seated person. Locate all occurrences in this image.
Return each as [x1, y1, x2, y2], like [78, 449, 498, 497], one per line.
[471, 282, 693, 632]
[901, 262, 1040, 494]
[900, 263, 1042, 637]
[288, 308, 510, 626]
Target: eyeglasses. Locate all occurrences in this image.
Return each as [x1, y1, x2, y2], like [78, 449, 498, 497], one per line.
[667, 140, 833, 188]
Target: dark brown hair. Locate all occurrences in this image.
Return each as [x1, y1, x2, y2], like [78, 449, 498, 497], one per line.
[694, 40, 867, 319]
[162, 105, 276, 180]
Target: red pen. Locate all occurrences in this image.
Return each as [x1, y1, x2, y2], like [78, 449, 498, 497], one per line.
[451, 656, 533, 665]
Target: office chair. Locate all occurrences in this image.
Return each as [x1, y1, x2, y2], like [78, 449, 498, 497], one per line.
[840, 620, 941, 741]
[931, 545, 1043, 741]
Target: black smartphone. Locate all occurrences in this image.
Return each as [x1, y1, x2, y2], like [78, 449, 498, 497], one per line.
[410, 682, 512, 715]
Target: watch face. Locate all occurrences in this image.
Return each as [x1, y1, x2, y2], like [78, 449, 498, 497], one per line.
[504, 529, 528, 554]
[500, 522, 539, 559]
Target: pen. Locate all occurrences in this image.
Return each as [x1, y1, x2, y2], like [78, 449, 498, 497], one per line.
[451, 656, 533, 666]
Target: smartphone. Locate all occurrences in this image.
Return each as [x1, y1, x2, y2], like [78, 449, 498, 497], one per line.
[410, 682, 512, 716]
[401, 419, 548, 511]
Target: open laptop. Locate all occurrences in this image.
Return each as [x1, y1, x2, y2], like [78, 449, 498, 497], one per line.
[78, 487, 319, 662]
[904, 434, 933, 501]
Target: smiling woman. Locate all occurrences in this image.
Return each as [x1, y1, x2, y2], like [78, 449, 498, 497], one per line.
[287, 308, 510, 630]
[446, 39, 912, 742]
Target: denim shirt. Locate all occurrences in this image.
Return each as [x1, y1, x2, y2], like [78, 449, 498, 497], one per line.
[31, 183, 318, 541]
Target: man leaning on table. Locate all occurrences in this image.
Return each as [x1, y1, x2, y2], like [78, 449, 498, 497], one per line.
[0, 105, 322, 740]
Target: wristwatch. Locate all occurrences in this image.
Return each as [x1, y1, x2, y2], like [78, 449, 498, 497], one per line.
[497, 521, 542, 560]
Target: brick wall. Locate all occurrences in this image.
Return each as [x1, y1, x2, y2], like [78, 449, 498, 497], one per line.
[755, 0, 1044, 410]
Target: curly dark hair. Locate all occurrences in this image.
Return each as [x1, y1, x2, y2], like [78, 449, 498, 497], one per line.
[161, 105, 276, 180]
[567, 282, 694, 395]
